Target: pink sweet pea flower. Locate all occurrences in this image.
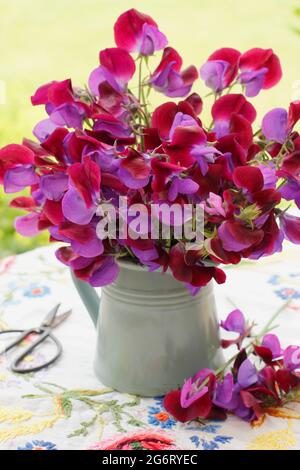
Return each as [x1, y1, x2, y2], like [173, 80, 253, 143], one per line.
[239, 48, 282, 97]
[150, 47, 198, 98]
[114, 8, 167, 56]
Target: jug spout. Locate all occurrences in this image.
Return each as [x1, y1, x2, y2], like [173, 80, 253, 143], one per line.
[71, 271, 100, 327]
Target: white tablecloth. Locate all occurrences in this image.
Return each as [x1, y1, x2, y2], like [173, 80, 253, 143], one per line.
[0, 243, 299, 450]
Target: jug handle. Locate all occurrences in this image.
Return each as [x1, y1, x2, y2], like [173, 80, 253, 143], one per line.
[71, 271, 100, 327]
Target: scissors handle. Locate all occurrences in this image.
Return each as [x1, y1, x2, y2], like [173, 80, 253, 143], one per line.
[11, 328, 63, 373]
[0, 327, 63, 373]
[0, 329, 35, 354]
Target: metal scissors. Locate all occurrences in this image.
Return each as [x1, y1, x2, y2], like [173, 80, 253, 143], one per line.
[0, 304, 71, 373]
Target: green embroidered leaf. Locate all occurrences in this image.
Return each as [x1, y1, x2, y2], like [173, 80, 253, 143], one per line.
[68, 415, 97, 438]
[61, 397, 72, 418]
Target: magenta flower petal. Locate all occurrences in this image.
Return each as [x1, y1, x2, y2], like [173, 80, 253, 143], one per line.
[139, 23, 168, 56]
[200, 60, 229, 92]
[114, 8, 159, 54]
[40, 174, 69, 201]
[280, 213, 300, 244]
[33, 119, 59, 142]
[4, 165, 39, 193]
[50, 103, 85, 129]
[283, 345, 300, 371]
[239, 68, 267, 97]
[213, 373, 235, 409]
[180, 368, 213, 408]
[72, 237, 104, 258]
[220, 309, 246, 334]
[262, 334, 282, 359]
[89, 257, 120, 287]
[262, 108, 288, 144]
[14, 213, 40, 237]
[62, 188, 95, 225]
[99, 48, 136, 88]
[237, 359, 258, 388]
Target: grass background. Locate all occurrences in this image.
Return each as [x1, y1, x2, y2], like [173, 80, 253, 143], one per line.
[0, 0, 299, 255]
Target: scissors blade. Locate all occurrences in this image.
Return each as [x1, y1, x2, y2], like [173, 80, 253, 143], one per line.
[50, 309, 72, 329]
[40, 304, 61, 327]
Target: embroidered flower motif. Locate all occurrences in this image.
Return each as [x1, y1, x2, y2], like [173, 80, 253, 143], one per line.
[274, 287, 300, 300]
[89, 431, 178, 450]
[23, 284, 50, 298]
[17, 440, 57, 450]
[189, 424, 232, 450]
[148, 397, 176, 429]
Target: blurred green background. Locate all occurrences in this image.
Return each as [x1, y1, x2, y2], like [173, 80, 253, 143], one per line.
[0, 0, 299, 255]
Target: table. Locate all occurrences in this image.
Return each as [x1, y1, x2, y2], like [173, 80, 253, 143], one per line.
[0, 243, 299, 450]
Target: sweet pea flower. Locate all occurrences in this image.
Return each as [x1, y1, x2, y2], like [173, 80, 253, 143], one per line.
[163, 125, 220, 173]
[149, 47, 198, 98]
[88, 47, 136, 96]
[279, 213, 300, 244]
[262, 101, 300, 144]
[168, 176, 199, 202]
[114, 8, 167, 56]
[254, 334, 283, 364]
[200, 47, 241, 92]
[151, 100, 199, 141]
[62, 156, 101, 225]
[118, 149, 150, 189]
[211, 94, 256, 141]
[283, 345, 300, 371]
[239, 48, 282, 97]
[220, 309, 246, 335]
[31, 79, 89, 131]
[0, 144, 35, 182]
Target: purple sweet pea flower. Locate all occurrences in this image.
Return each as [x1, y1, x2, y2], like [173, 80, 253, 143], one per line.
[205, 192, 226, 217]
[62, 188, 96, 225]
[40, 174, 69, 201]
[239, 67, 268, 97]
[262, 334, 282, 359]
[220, 309, 246, 334]
[168, 176, 199, 202]
[180, 368, 213, 408]
[14, 213, 40, 237]
[262, 108, 288, 144]
[131, 246, 158, 264]
[190, 145, 220, 176]
[169, 112, 198, 139]
[237, 359, 258, 388]
[280, 180, 300, 210]
[218, 221, 254, 252]
[3, 165, 39, 193]
[33, 119, 59, 142]
[258, 163, 277, 190]
[89, 256, 120, 287]
[279, 212, 300, 244]
[50, 103, 85, 129]
[213, 373, 236, 409]
[200, 60, 229, 92]
[139, 23, 168, 56]
[118, 166, 150, 189]
[283, 345, 300, 371]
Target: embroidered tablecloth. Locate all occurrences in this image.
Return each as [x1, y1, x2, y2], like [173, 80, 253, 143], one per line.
[0, 243, 299, 451]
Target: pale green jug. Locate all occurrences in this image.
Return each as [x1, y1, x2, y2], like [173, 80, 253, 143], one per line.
[72, 260, 223, 397]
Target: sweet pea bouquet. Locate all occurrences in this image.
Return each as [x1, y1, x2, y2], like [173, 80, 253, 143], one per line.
[0, 8, 300, 293]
